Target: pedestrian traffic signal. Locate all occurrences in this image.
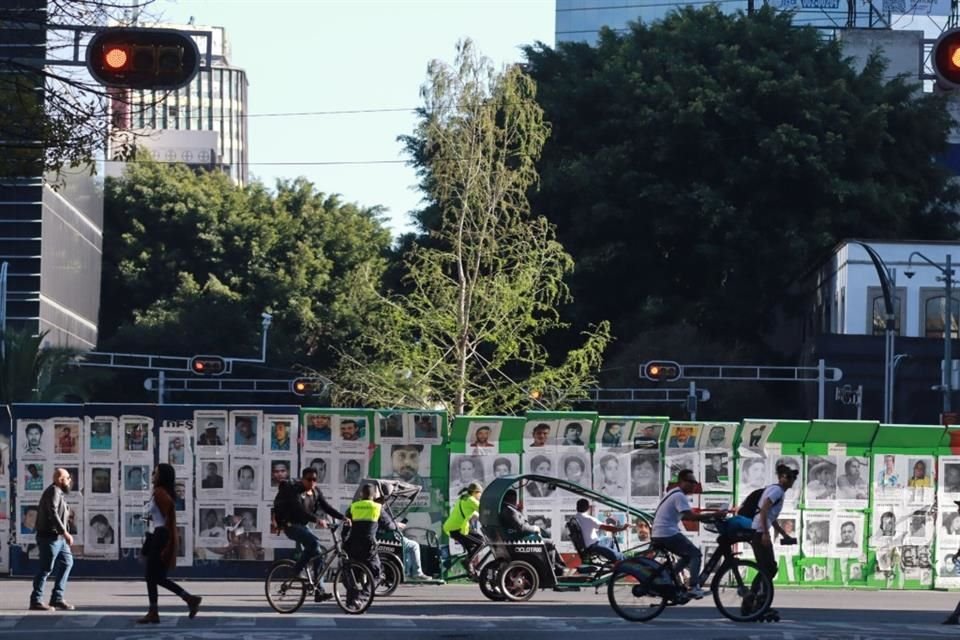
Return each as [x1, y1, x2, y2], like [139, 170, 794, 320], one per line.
[190, 355, 226, 376]
[291, 378, 323, 396]
[642, 360, 681, 382]
[86, 27, 200, 90]
[933, 28, 960, 89]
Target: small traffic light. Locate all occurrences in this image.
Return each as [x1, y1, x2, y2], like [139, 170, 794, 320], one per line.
[933, 28, 960, 89]
[291, 378, 323, 396]
[86, 27, 200, 90]
[642, 360, 682, 382]
[190, 355, 226, 376]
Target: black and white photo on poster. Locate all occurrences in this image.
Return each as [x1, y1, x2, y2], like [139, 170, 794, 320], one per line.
[832, 512, 864, 557]
[629, 451, 660, 500]
[595, 420, 627, 448]
[120, 417, 151, 457]
[525, 420, 558, 449]
[340, 455, 366, 486]
[450, 455, 485, 494]
[197, 458, 226, 500]
[805, 456, 838, 505]
[525, 453, 557, 498]
[194, 411, 227, 453]
[702, 495, 732, 512]
[593, 451, 628, 497]
[17, 419, 48, 459]
[121, 504, 148, 549]
[231, 457, 260, 496]
[305, 453, 333, 487]
[559, 451, 589, 487]
[664, 452, 698, 489]
[803, 515, 831, 557]
[943, 511, 960, 538]
[229, 410, 261, 454]
[739, 420, 773, 452]
[775, 512, 800, 555]
[700, 423, 734, 450]
[160, 429, 191, 472]
[484, 454, 519, 481]
[942, 457, 960, 494]
[382, 444, 427, 485]
[836, 456, 869, 504]
[226, 504, 266, 561]
[376, 412, 406, 442]
[557, 419, 588, 447]
[871, 506, 905, 543]
[737, 456, 766, 497]
[85, 506, 118, 559]
[196, 504, 228, 547]
[702, 451, 731, 491]
[906, 508, 934, 543]
[176, 523, 194, 567]
[86, 463, 116, 501]
[466, 421, 500, 452]
[631, 422, 662, 450]
[85, 417, 116, 458]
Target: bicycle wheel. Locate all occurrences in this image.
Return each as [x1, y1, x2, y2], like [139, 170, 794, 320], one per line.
[607, 566, 667, 622]
[711, 559, 774, 622]
[332, 560, 376, 615]
[376, 555, 402, 597]
[478, 560, 507, 601]
[265, 560, 307, 614]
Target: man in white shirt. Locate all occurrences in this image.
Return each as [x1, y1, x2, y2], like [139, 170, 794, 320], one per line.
[651, 469, 723, 599]
[748, 463, 798, 613]
[573, 499, 627, 562]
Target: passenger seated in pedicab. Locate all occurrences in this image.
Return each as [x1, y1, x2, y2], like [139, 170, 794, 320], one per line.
[499, 489, 567, 576]
[377, 491, 430, 580]
[573, 499, 628, 562]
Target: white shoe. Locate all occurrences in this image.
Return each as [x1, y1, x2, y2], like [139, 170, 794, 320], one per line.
[411, 572, 430, 581]
[688, 586, 706, 599]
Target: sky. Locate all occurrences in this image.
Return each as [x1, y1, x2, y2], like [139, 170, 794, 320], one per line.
[149, 0, 556, 237]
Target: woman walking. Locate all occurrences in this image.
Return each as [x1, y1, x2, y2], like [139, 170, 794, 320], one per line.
[138, 463, 202, 623]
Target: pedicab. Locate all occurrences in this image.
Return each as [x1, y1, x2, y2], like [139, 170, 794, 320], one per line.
[477, 474, 654, 602]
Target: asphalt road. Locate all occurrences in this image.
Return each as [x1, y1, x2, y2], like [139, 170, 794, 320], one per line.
[0, 580, 958, 639]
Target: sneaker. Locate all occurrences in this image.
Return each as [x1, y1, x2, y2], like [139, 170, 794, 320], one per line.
[410, 572, 430, 581]
[49, 601, 76, 611]
[687, 586, 706, 600]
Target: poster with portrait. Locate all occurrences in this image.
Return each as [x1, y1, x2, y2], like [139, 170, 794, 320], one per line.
[340, 453, 367, 487]
[263, 457, 294, 500]
[905, 508, 934, 543]
[871, 505, 907, 545]
[51, 418, 81, 460]
[121, 504, 148, 549]
[483, 453, 519, 482]
[737, 456, 768, 498]
[229, 410, 261, 455]
[702, 494, 732, 512]
[450, 454, 486, 495]
[196, 504, 229, 549]
[901, 543, 934, 581]
[19, 460, 45, 495]
[873, 453, 907, 503]
[524, 452, 558, 500]
[120, 416, 152, 459]
[174, 478, 191, 516]
[835, 456, 869, 509]
[376, 412, 406, 443]
[525, 419, 558, 450]
[231, 456, 261, 498]
[940, 456, 960, 496]
[595, 420, 628, 449]
[631, 422, 662, 451]
[266, 415, 298, 454]
[303, 452, 333, 488]
[194, 410, 227, 455]
[85, 416, 117, 459]
[412, 413, 442, 443]
[557, 509, 578, 554]
[121, 462, 151, 500]
[381, 443, 426, 485]
[17, 501, 39, 544]
[803, 513, 831, 557]
[767, 454, 803, 507]
[332, 415, 368, 451]
[832, 512, 864, 558]
[739, 420, 773, 454]
[196, 457, 226, 499]
[558, 451, 590, 489]
[906, 456, 935, 506]
[467, 421, 501, 453]
[699, 423, 735, 450]
[176, 523, 194, 567]
[557, 419, 589, 448]
[525, 507, 555, 543]
[228, 504, 266, 561]
[665, 423, 700, 451]
[86, 463, 116, 503]
[303, 412, 333, 448]
[664, 452, 699, 489]
[160, 428, 192, 475]
[595, 506, 630, 549]
[935, 545, 960, 588]
[84, 506, 118, 559]
[629, 450, 661, 504]
[805, 455, 838, 507]
[702, 451, 731, 492]
[17, 419, 49, 460]
[593, 451, 628, 498]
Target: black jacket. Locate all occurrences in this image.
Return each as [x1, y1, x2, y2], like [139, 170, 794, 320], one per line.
[499, 503, 538, 535]
[36, 484, 69, 537]
[284, 481, 345, 526]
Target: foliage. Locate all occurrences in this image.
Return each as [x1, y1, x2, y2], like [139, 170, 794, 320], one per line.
[0, 329, 84, 403]
[332, 40, 611, 415]
[524, 6, 960, 349]
[101, 156, 392, 380]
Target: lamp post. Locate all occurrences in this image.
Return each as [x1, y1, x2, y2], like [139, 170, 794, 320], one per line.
[850, 241, 896, 423]
[905, 252, 955, 415]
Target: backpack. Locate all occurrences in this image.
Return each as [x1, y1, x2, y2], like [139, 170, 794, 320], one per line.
[737, 485, 781, 519]
[273, 480, 301, 528]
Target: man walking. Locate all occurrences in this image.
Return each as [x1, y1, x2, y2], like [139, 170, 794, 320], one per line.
[748, 463, 798, 616]
[30, 468, 75, 611]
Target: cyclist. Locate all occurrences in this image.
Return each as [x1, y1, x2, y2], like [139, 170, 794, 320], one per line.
[274, 467, 348, 602]
[345, 483, 383, 583]
[747, 463, 798, 616]
[573, 498, 628, 562]
[443, 482, 484, 562]
[651, 468, 724, 598]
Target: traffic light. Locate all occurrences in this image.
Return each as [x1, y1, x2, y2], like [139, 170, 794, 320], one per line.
[933, 28, 960, 89]
[642, 360, 681, 382]
[190, 355, 226, 376]
[291, 378, 324, 396]
[86, 27, 200, 90]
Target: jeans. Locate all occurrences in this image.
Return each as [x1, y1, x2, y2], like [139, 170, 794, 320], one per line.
[653, 533, 702, 587]
[284, 524, 322, 576]
[31, 534, 74, 604]
[401, 536, 423, 576]
[145, 527, 190, 609]
[589, 536, 624, 562]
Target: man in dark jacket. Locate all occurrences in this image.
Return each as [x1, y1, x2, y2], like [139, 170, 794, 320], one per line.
[30, 468, 75, 610]
[277, 468, 348, 601]
[499, 489, 566, 576]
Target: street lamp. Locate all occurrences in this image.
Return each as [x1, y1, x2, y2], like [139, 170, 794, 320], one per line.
[904, 251, 956, 415]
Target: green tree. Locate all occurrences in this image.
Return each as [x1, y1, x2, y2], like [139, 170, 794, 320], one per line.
[333, 41, 611, 415]
[524, 6, 960, 347]
[101, 157, 392, 378]
[0, 329, 84, 402]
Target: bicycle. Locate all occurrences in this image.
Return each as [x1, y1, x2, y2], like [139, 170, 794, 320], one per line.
[607, 515, 775, 623]
[264, 522, 375, 615]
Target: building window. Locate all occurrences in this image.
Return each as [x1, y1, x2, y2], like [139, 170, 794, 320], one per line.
[867, 286, 905, 336]
[923, 293, 960, 338]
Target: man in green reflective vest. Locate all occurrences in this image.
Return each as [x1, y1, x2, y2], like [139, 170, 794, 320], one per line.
[346, 484, 382, 582]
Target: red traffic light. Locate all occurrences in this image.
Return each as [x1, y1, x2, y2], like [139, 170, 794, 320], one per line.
[86, 27, 199, 90]
[190, 355, 226, 376]
[933, 28, 960, 89]
[291, 378, 322, 396]
[643, 360, 681, 382]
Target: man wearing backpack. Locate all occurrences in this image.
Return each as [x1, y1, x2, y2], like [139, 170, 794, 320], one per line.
[274, 467, 349, 602]
[742, 463, 798, 616]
